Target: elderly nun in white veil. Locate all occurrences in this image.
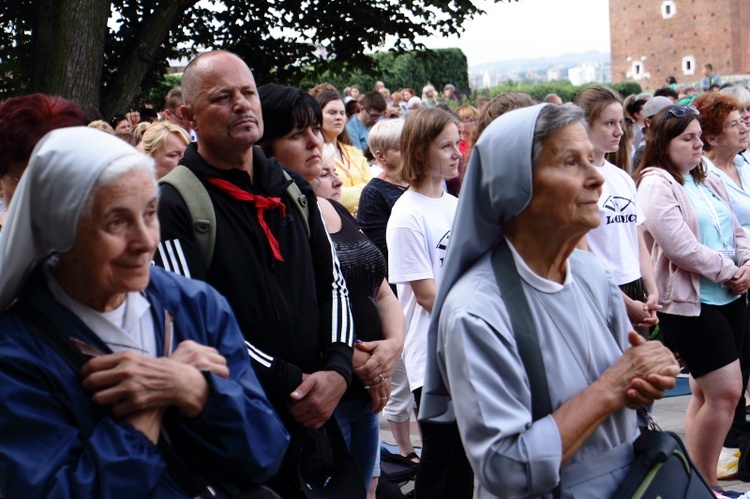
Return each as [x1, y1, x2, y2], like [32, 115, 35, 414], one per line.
[0, 126, 288, 497]
[419, 104, 679, 498]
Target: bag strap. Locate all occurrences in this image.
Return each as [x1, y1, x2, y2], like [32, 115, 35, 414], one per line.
[282, 170, 310, 240]
[13, 299, 89, 372]
[159, 165, 216, 270]
[11, 299, 216, 499]
[491, 239, 561, 498]
[491, 240, 553, 421]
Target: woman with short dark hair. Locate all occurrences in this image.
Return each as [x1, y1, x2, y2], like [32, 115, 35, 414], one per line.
[258, 84, 325, 182]
[259, 85, 404, 497]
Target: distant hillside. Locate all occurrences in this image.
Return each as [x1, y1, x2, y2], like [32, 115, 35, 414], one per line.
[470, 50, 611, 74]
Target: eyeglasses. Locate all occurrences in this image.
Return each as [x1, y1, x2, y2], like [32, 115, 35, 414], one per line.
[661, 106, 699, 125]
[165, 109, 185, 122]
[364, 109, 385, 119]
[2, 174, 20, 183]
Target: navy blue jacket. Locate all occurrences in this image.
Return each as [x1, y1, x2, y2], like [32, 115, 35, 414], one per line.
[0, 266, 289, 498]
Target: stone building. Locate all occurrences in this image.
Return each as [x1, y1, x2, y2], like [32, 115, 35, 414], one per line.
[609, 0, 750, 88]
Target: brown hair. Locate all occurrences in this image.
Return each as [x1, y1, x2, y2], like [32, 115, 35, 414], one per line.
[471, 92, 536, 144]
[308, 82, 339, 98]
[634, 106, 705, 185]
[693, 92, 741, 152]
[454, 105, 479, 122]
[606, 117, 635, 172]
[573, 85, 622, 126]
[164, 87, 184, 112]
[359, 91, 387, 113]
[315, 90, 352, 146]
[397, 108, 459, 189]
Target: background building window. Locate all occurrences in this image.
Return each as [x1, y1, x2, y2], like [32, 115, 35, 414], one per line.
[682, 56, 695, 75]
[632, 62, 644, 80]
[662, 1, 676, 18]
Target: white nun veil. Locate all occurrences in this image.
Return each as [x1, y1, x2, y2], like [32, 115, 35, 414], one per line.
[419, 103, 549, 422]
[0, 126, 149, 310]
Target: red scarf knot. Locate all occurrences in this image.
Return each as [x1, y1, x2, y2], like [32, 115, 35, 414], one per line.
[206, 177, 287, 262]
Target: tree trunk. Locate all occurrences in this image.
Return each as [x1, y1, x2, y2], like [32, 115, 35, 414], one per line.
[31, 0, 110, 109]
[100, 0, 195, 119]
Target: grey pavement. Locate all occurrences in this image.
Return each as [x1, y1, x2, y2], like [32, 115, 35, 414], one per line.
[378, 394, 750, 496]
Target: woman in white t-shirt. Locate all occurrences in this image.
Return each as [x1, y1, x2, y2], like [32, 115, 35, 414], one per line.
[575, 86, 660, 333]
[386, 107, 473, 498]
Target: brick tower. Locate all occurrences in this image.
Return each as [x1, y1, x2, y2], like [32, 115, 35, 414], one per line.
[609, 0, 750, 89]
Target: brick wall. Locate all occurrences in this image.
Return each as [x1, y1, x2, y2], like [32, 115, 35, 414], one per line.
[609, 0, 750, 89]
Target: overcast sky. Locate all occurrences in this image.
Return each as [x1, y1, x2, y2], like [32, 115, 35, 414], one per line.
[416, 0, 612, 67]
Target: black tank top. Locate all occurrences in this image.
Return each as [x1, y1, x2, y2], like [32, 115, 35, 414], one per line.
[328, 199, 386, 343]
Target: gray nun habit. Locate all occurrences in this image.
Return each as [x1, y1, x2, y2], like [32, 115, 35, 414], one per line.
[418, 104, 639, 498]
[0, 126, 150, 310]
[419, 103, 548, 423]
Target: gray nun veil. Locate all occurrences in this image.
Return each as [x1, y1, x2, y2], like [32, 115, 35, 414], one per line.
[419, 103, 549, 422]
[0, 126, 150, 310]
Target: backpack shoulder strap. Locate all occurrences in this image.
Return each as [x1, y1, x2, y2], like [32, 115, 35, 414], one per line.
[159, 165, 216, 268]
[282, 170, 310, 239]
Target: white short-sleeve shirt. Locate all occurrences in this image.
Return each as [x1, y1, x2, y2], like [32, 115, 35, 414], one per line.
[386, 190, 458, 390]
[587, 160, 644, 285]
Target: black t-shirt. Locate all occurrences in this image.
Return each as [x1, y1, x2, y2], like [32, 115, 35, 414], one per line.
[356, 178, 407, 262]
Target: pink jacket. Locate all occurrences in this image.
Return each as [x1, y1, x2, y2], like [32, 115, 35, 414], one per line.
[637, 167, 750, 316]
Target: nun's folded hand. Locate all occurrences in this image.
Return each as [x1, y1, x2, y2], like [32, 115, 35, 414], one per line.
[81, 351, 210, 419]
[598, 331, 679, 410]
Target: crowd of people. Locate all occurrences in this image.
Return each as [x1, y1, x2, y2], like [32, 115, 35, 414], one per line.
[0, 49, 749, 499]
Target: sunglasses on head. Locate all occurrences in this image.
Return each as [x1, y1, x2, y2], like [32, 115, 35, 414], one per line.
[661, 106, 699, 125]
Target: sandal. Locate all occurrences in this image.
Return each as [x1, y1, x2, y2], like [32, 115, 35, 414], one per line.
[403, 451, 420, 465]
[384, 451, 419, 468]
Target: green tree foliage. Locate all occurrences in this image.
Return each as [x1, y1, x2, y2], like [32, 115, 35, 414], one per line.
[297, 48, 470, 98]
[607, 81, 643, 99]
[139, 74, 183, 112]
[0, 0, 513, 118]
[378, 49, 470, 95]
[466, 80, 643, 106]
